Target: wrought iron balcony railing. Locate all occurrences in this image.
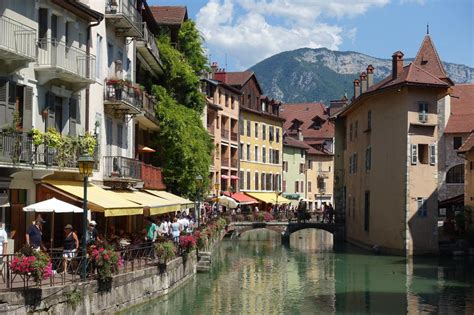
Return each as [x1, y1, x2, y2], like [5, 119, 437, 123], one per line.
[103, 155, 142, 181]
[0, 15, 36, 63]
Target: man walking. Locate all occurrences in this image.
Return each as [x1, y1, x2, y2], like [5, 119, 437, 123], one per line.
[26, 216, 46, 251]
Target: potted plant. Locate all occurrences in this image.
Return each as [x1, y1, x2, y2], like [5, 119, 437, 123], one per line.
[179, 234, 197, 263]
[155, 240, 177, 265]
[9, 246, 53, 286]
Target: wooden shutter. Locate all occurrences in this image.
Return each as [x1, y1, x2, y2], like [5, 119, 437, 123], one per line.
[22, 86, 33, 131]
[429, 144, 436, 165]
[411, 144, 418, 165]
[69, 97, 77, 136]
[0, 80, 7, 127]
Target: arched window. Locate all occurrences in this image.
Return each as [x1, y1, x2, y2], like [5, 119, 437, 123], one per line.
[446, 164, 464, 184]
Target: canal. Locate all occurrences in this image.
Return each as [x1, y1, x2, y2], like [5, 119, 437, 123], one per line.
[121, 229, 474, 314]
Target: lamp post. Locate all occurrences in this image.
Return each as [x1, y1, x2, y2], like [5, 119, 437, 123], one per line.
[78, 154, 94, 281]
[195, 175, 203, 227]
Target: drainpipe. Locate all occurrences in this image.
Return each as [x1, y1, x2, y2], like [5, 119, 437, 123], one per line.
[85, 16, 104, 132]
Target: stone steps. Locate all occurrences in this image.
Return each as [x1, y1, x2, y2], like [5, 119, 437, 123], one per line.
[197, 252, 212, 273]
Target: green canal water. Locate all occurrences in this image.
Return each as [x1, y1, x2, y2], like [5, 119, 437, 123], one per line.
[121, 229, 474, 314]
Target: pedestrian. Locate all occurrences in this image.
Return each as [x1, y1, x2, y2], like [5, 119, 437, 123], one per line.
[145, 217, 157, 242]
[170, 217, 180, 244]
[328, 203, 335, 224]
[86, 220, 101, 245]
[62, 224, 79, 274]
[26, 216, 46, 251]
[0, 219, 8, 258]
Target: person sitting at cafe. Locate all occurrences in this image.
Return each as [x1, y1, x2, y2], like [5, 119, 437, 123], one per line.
[62, 224, 79, 274]
[26, 216, 46, 251]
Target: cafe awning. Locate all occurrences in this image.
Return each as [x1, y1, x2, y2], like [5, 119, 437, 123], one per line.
[145, 190, 194, 209]
[42, 180, 143, 217]
[245, 192, 291, 205]
[114, 190, 181, 215]
[223, 192, 258, 205]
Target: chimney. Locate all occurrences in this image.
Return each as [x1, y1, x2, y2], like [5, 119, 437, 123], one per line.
[360, 72, 367, 94]
[366, 64, 374, 87]
[392, 51, 404, 79]
[298, 129, 304, 141]
[210, 62, 218, 79]
[214, 68, 227, 83]
[353, 79, 360, 99]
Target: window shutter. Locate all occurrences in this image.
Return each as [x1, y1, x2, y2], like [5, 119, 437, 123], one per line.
[295, 181, 298, 193]
[411, 144, 418, 165]
[46, 92, 56, 131]
[354, 153, 358, 173]
[429, 144, 436, 165]
[22, 86, 33, 131]
[69, 97, 77, 136]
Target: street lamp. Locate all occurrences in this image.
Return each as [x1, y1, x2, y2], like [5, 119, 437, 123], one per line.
[195, 175, 203, 227]
[78, 154, 94, 281]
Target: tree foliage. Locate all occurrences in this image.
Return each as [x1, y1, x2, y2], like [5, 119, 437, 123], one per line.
[157, 35, 205, 113]
[177, 20, 209, 74]
[152, 87, 212, 197]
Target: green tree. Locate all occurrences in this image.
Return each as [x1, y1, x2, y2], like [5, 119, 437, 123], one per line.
[157, 36, 205, 113]
[178, 20, 209, 74]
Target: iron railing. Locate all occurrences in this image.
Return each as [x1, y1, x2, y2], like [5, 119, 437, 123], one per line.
[231, 132, 238, 141]
[139, 22, 160, 62]
[105, 0, 143, 36]
[36, 39, 96, 81]
[142, 92, 158, 122]
[0, 15, 36, 59]
[231, 158, 238, 168]
[221, 156, 229, 167]
[0, 131, 98, 169]
[221, 129, 229, 140]
[104, 81, 142, 111]
[103, 155, 142, 181]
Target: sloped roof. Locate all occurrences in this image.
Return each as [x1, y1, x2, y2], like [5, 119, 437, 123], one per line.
[457, 132, 474, 153]
[445, 84, 474, 134]
[414, 35, 449, 81]
[223, 71, 255, 87]
[280, 103, 334, 139]
[150, 6, 188, 25]
[283, 136, 312, 150]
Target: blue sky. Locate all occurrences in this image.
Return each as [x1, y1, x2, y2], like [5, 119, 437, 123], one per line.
[149, 0, 473, 71]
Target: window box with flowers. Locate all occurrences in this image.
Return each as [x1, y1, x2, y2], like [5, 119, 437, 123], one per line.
[91, 244, 122, 292]
[9, 246, 53, 287]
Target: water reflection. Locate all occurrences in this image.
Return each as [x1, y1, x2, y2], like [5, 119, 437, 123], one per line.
[120, 229, 474, 315]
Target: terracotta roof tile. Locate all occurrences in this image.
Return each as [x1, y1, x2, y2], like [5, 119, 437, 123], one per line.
[445, 84, 474, 134]
[150, 6, 188, 25]
[458, 132, 474, 153]
[280, 103, 334, 139]
[283, 136, 312, 150]
[221, 71, 254, 87]
[414, 35, 448, 80]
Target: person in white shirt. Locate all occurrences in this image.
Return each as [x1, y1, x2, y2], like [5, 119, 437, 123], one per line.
[159, 218, 168, 236]
[0, 220, 8, 257]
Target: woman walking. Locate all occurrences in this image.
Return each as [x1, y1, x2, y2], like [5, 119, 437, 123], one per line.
[171, 217, 180, 244]
[62, 224, 79, 274]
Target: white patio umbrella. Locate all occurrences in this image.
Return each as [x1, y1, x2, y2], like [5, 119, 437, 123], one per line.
[217, 195, 239, 209]
[23, 198, 83, 254]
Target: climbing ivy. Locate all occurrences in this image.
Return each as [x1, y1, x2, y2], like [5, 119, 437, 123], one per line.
[177, 20, 209, 74]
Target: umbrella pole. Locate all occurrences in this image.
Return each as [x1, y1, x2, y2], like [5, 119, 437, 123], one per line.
[105, 216, 108, 241]
[50, 212, 54, 257]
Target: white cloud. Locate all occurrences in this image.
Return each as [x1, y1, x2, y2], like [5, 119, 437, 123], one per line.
[196, 0, 390, 69]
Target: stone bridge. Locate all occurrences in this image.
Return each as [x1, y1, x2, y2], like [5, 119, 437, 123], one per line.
[227, 221, 345, 244]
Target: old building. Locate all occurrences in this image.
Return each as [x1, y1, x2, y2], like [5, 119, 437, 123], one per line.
[201, 75, 241, 194]
[334, 35, 453, 255]
[458, 133, 474, 218]
[282, 135, 310, 207]
[212, 68, 285, 204]
[280, 103, 335, 210]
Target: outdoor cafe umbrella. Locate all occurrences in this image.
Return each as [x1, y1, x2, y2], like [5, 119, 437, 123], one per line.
[23, 198, 83, 254]
[217, 195, 239, 209]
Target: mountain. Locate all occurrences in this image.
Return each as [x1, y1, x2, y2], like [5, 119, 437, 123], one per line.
[249, 48, 474, 105]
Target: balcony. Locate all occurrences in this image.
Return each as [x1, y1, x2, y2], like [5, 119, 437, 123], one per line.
[0, 131, 98, 170]
[221, 156, 229, 167]
[207, 124, 215, 136]
[231, 158, 238, 168]
[135, 93, 159, 131]
[231, 131, 238, 142]
[104, 80, 143, 115]
[221, 129, 229, 140]
[103, 156, 142, 183]
[136, 23, 163, 76]
[0, 15, 36, 73]
[105, 0, 143, 38]
[35, 39, 96, 90]
[141, 163, 166, 190]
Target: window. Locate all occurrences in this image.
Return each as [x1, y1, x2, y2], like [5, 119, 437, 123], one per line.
[255, 173, 259, 190]
[417, 197, 427, 217]
[418, 102, 428, 123]
[453, 137, 463, 150]
[247, 172, 251, 190]
[261, 173, 266, 190]
[307, 160, 312, 170]
[239, 119, 244, 135]
[266, 174, 272, 191]
[254, 122, 258, 138]
[283, 161, 288, 172]
[300, 149, 304, 158]
[262, 147, 266, 163]
[300, 181, 304, 193]
[239, 171, 244, 190]
[349, 123, 353, 141]
[51, 14, 58, 41]
[246, 144, 250, 160]
[418, 144, 429, 164]
[38, 8, 48, 40]
[446, 164, 464, 183]
[429, 144, 436, 165]
[365, 146, 371, 171]
[255, 145, 259, 162]
[354, 120, 358, 138]
[275, 150, 280, 164]
[349, 155, 353, 174]
[239, 143, 243, 159]
[364, 191, 370, 231]
[308, 181, 312, 193]
[269, 126, 274, 141]
[65, 21, 71, 46]
[246, 120, 251, 137]
[262, 124, 266, 140]
[276, 128, 280, 143]
[367, 110, 372, 130]
[299, 163, 305, 174]
[117, 123, 123, 148]
[107, 42, 114, 67]
[295, 181, 299, 193]
[350, 153, 358, 173]
[317, 177, 325, 191]
[282, 180, 286, 193]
